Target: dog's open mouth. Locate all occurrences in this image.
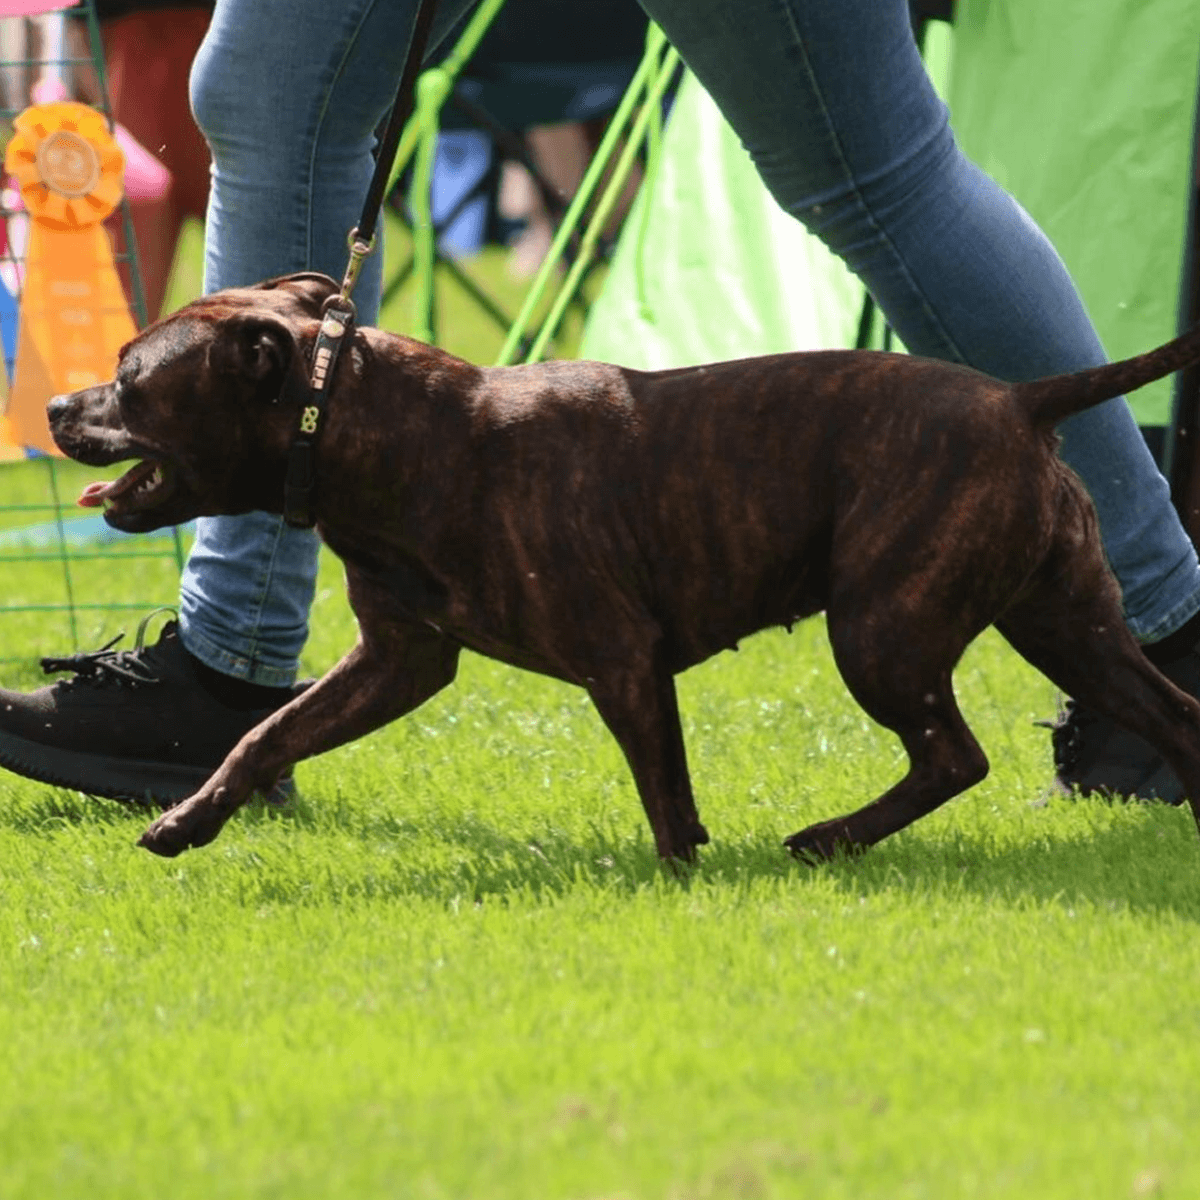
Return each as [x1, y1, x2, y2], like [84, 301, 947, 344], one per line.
[77, 459, 175, 516]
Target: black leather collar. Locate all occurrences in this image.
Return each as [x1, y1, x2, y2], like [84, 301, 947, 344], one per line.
[282, 293, 357, 529]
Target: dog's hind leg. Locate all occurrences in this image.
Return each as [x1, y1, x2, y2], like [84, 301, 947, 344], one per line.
[585, 646, 710, 862]
[784, 605, 990, 862]
[996, 583, 1200, 839]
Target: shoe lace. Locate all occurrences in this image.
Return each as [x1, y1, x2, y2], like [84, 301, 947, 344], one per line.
[39, 609, 175, 689]
[1034, 695, 1101, 775]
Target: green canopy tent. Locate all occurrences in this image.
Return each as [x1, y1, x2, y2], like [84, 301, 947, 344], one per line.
[582, 0, 1200, 514]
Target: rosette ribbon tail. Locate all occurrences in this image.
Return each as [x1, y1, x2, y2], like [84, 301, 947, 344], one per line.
[3, 101, 136, 455]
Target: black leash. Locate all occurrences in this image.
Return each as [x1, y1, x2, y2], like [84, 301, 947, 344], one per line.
[283, 0, 440, 530]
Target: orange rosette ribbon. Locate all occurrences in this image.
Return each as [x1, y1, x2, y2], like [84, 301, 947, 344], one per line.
[4, 101, 136, 455]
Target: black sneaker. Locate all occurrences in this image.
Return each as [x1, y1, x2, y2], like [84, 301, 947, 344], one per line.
[1048, 646, 1200, 806]
[0, 613, 306, 807]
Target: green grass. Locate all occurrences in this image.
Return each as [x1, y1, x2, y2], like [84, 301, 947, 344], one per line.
[2, 598, 1200, 1199]
[3, 224, 1200, 1198]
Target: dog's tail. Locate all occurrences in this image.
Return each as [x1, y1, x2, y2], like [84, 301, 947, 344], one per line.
[1014, 321, 1200, 428]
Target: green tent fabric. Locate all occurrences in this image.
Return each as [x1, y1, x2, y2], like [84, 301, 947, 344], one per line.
[579, 67, 869, 368]
[582, 6, 1200, 430]
[579, 66, 868, 367]
[949, 0, 1200, 427]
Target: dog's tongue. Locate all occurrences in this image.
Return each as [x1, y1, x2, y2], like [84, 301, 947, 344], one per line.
[77, 480, 115, 508]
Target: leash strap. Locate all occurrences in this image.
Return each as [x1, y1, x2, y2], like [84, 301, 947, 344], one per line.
[282, 0, 439, 529]
[353, 0, 439, 258]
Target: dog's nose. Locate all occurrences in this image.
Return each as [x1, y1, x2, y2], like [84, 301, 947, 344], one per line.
[46, 394, 71, 425]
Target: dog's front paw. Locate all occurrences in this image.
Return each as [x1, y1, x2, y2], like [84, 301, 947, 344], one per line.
[784, 820, 861, 865]
[655, 819, 710, 864]
[138, 789, 232, 857]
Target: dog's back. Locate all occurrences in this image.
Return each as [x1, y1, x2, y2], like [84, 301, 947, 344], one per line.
[460, 351, 1057, 670]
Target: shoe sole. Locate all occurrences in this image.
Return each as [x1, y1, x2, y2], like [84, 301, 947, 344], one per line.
[1058, 758, 1186, 806]
[0, 728, 294, 808]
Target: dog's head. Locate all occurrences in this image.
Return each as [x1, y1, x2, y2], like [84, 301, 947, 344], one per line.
[47, 272, 340, 533]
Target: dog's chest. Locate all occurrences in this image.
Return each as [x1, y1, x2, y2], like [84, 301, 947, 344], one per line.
[366, 557, 450, 614]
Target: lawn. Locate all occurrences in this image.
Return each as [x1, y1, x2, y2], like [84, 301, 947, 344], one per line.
[0, 220, 1198, 1199]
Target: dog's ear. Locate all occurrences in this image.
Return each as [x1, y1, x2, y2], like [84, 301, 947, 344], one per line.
[210, 314, 296, 394]
[255, 272, 340, 316]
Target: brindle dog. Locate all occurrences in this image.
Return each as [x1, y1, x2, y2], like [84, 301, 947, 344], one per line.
[44, 273, 1200, 861]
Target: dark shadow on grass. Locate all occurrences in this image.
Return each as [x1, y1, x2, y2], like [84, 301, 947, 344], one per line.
[6, 782, 1200, 921]
[259, 799, 680, 903]
[824, 804, 1200, 922]
[275, 792, 1200, 918]
[226, 788, 1200, 920]
[0, 786, 154, 835]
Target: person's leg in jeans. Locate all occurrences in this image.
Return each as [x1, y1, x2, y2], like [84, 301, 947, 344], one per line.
[641, 0, 1200, 796]
[182, 0, 472, 688]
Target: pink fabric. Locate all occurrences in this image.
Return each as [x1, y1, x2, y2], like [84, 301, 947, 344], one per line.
[0, 1, 76, 14]
[29, 77, 69, 104]
[114, 123, 172, 202]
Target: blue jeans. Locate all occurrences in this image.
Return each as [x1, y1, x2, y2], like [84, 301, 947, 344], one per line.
[183, 0, 1200, 684]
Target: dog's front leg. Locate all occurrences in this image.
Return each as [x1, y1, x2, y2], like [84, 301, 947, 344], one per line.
[586, 653, 709, 862]
[138, 624, 460, 857]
